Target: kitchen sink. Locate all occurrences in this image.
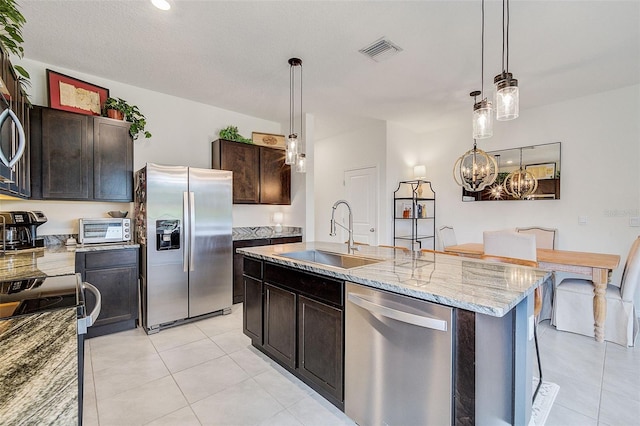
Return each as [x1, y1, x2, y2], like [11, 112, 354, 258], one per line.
[279, 250, 384, 269]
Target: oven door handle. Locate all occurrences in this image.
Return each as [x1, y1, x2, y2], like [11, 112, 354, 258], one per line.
[78, 282, 102, 334]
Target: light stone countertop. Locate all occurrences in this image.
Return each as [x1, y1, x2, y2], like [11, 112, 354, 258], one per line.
[0, 243, 139, 281]
[237, 241, 551, 317]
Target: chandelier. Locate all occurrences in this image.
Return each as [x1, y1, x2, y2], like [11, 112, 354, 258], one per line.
[504, 148, 537, 199]
[472, 0, 493, 139]
[487, 154, 505, 199]
[494, 0, 519, 121]
[453, 139, 498, 192]
[286, 57, 306, 173]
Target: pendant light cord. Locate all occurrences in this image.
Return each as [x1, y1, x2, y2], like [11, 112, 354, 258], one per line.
[299, 62, 303, 142]
[289, 64, 294, 135]
[481, 0, 485, 99]
[506, 0, 510, 73]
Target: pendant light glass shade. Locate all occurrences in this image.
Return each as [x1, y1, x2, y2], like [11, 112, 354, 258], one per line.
[453, 141, 498, 192]
[285, 133, 298, 165]
[494, 0, 519, 121]
[473, 99, 493, 139]
[295, 153, 306, 173]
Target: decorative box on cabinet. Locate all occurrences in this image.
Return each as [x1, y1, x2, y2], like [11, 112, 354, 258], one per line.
[211, 139, 291, 205]
[0, 46, 31, 199]
[75, 248, 139, 338]
[30, 106, 133, 201]
[393, 180, 436, 251]
[232, 236, 302, 304]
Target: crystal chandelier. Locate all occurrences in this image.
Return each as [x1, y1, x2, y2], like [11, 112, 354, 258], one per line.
[453, 140, 498, 192]
[487, 154, 505, 199]
[472, 0, 493, 139]
[504, 148, 537, 199]
[286, 58, 305, 173]
[494, 0, 519, 121]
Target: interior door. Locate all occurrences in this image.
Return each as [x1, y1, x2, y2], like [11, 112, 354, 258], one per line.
[344, 167, 378, 245]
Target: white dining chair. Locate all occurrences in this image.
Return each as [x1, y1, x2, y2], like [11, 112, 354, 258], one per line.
[437, 226, 457, 251]
[516, 226, 557, 250]
[516, 226, 558, 319]
[552, 236, 640, 347]
[481, 230, 544, 402]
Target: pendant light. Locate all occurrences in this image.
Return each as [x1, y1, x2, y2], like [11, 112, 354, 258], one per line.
[494, 0, 519, 121]
[504, 148, 537, 199]
[472, 0, 493, 139]
[286, 57, 305, 173]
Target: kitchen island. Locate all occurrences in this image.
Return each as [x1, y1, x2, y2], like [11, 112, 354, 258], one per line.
[237, 242, 550, 425]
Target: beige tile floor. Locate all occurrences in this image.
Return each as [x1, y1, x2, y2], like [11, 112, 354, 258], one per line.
[83, 304, 640, 425]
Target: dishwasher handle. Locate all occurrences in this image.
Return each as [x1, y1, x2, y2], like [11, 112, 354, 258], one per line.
[347, 292, 447, 331]
[78, 282, 102, 335]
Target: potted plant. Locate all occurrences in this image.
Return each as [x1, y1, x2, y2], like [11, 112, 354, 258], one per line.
[0, 0, 30, 88]
[103, 97, 151, 140]
[219, 125, 252, 144]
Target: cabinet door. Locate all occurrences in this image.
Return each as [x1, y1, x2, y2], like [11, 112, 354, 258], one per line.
[298, 295, 344, 401]
[260, 147, 290, 205]
[220, 140, 260, 204]
[41, 108, 92, 199]
[269, 236, 302, 245]
[243, 275, 263, 344]
[263, 283, 296, 368]
[84, 265, 138, 334]
[93, 117, 133, 201]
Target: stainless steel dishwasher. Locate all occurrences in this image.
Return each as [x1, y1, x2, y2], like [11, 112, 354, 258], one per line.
[345, 282, 453, 426]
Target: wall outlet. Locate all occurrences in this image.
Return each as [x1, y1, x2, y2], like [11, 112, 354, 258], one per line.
[579, 216, 588, 225]
[631, 217, 640, 227]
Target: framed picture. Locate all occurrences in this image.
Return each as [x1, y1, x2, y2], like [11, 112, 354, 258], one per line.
[252, 132, 286, 150]
[525, 162, 556, 180]
[47, 69, 109, 116]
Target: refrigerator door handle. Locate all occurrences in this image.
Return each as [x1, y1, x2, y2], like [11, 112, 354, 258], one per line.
[183, 191, 189, 272]
[189, 191, 196, 272]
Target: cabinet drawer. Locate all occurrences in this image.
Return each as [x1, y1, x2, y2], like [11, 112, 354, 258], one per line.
[81, 249, 138, 269]
[243, 256, 263, 279]
[264, 263, 343, 307]
[270, 236, 302, 245]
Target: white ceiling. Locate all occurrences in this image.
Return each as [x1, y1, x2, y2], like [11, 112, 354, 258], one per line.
[19, 1, 640, 139]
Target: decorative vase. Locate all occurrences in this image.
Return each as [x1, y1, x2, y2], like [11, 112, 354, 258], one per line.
[106, 109, 124, 120]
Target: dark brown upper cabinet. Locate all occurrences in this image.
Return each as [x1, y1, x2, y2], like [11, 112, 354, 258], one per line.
[211, 139, 291, 205]
[30, 106, 133, 202]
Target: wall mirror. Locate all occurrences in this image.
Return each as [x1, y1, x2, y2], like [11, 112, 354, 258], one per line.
[462, 142, 561, 201]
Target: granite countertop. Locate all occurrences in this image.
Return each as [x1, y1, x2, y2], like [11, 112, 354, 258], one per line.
[233, 226, 303, 241]
[237, 241, 551, 317]
[0, 243, 139, 281]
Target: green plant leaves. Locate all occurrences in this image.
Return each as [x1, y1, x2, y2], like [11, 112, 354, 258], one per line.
[219, 125, 252, 144]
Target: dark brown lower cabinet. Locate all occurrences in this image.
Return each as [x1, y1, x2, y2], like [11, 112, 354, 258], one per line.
[263, 283, 296, 369]
[242, 257, 345, 409]
[298, 295, 344, 401]
[233, 236, 302, 304]
[75, 248, 139, 338]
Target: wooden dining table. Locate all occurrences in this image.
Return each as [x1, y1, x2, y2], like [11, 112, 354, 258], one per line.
[444, 243, 621, 343]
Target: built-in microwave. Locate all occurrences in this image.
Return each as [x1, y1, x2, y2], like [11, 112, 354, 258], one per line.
[78, 218, 131, 244]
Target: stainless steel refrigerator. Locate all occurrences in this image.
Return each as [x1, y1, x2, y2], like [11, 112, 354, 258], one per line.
[134, 163, 232, 333]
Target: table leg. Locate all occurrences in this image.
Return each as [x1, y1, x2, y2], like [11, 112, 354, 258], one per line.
[592, 268, 608, 343]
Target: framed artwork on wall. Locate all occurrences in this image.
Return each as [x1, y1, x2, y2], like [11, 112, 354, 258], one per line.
[525, 162, 556, 180]
[46, 69, 109, 116]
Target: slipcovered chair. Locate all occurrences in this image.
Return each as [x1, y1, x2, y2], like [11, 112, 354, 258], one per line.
[437, 226, 457, 251]
[516, 226, 557, 250]
[553, 236, 640, 347]
[516, 226, 558, 320]
[481, 231, 545, 402]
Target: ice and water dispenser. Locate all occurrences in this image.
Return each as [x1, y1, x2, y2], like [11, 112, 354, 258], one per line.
[156, 220, 180, 251]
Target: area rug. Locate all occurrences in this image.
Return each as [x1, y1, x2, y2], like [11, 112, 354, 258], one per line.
[530, 379, 560, 426]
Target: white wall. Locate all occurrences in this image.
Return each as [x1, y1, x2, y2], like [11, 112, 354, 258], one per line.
[314, 119, 387, 244]
[0, 58, 308, 233]
[387, 84, 640, 305]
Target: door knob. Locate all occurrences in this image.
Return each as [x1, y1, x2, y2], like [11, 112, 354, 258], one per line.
[370, 228, 375, 232]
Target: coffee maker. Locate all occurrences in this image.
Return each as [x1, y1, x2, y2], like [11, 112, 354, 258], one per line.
[0, 211, 47, 250]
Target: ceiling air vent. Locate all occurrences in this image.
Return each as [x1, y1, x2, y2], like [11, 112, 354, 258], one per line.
[359, 37, 403, 62]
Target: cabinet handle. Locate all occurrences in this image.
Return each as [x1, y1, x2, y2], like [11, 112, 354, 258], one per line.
[370, 228, 375, 232]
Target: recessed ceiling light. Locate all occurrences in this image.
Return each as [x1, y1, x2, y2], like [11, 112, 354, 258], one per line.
[151, 0, 170, 11]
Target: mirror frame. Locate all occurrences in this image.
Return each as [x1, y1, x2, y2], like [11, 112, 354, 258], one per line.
[462, 142, 561, 201]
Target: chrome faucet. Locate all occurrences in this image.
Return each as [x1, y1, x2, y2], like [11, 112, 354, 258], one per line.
[330, 200, 357, 252]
